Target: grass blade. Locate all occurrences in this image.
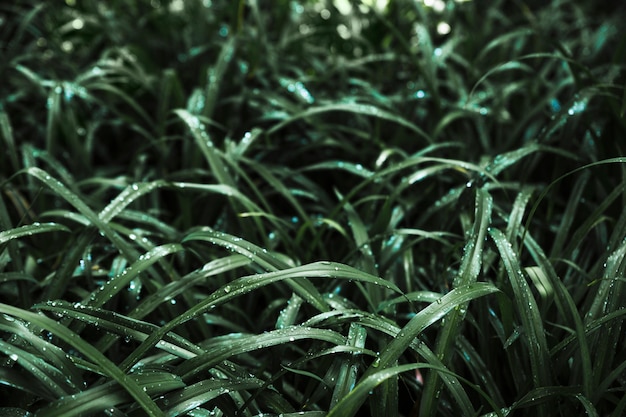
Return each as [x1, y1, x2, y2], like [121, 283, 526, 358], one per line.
[0, 303, 164, 417]
[267, 102, 433, 144]
[36, 300, 201, 359]
[86, 243, 184, 308]
[0, 222, 69, 244]
[37, 372, 185, 417]
[364, 282, 499, 372]
[330, 323, 367, 408]
[421, 188, 492, 416]
[177, 326, 345, 379]
[328, 363, 423, 417]
[490, 228, 551, 415]
[119, 260, 402, 373]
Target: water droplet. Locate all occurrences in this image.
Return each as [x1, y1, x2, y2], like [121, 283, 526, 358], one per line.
[71, 18, 84, 30]
[549, 98, 561, 112]
[567, 99, 587, 115]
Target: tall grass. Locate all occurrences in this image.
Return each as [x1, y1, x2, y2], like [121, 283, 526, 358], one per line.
[1, 0, 625, 416]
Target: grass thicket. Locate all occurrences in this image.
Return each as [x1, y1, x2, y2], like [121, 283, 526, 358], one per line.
[0, 0, 625, 416]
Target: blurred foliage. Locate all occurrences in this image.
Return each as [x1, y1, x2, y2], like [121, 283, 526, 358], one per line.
[0, 0, 625, 416]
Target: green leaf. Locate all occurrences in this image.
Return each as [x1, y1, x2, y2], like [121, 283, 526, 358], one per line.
[163, 377, 261, 417]
[330, 323, 367, 408]
[0, 340, 70, 398]
[99, 181, 165, 222]
[119, 261, 401, 373]
[522, 187, 622, 399]
[421, 188, 492, 416]
[25, 167, 140, 262]
[35, 300, 202, 359]
[37, 372, 185, 417]
[327, 364, 425, 417]
[0, 222, 70, 245]
[267, 102, 432, 143]
[202, 36, 236, 119]
[490, 229, 551, 389]
[0, 314, 84, 390]
[0, 303, 164, 417]
[87, 243, 184, 308]
[175, 110, 235, 187]
[177, 326, 345, 379]
[366, 282, 499, 372]
[183, 228, 328, 312]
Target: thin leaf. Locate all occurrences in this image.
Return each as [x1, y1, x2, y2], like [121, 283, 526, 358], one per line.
[490, 229, 551, 390]
[0, 303, 164, 417]
[37, 372, 185, 417]
[88, 243, 184, 308]
[0, 222, 70, 244]
[421, 188, 492, 416]
[119, 261, 402, 373]
[177, 326, 345, 379]
[163, 377, 261, 417]
[267, 103, 432, 143]
[365, 282, 499, 372]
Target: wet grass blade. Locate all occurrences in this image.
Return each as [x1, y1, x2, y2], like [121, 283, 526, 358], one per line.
[175, 110, 235, 188]
[177, 326, 345, 379]
[330, 323, 367, 408]
[183, 228, 328, 312]
[267, 103, 433, 144]
[364, 282, 499, 372]
[25, 167, 140, 261]
[35, 300, 201, 359]
[490, 228, 551, 415]
[0, 303, 164, 417]
[421, 188, 492, 416]
[523, 232, 593, 398]
[119, 260, 402, 373]
[585, 240, 626, 389]
[99, 181, 164, 222]
[37, 372, 185, 417]
[0, 340, 70, 398]
[505, 187, 533, 250]
[87, 243, 184, 308]
[130, 254, 252, 321]
[328, 363, 423, 417]
[162, 377, 261, 417]
[202, 36, 236, 119]
[0, 222, 69, 244]
[0, 313, 84, 390]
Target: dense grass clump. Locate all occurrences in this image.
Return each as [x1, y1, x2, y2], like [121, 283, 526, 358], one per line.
[1, 0, 625, 416]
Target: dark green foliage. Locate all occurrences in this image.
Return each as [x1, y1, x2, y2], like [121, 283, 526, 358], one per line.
[0, 0, 625, 416]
